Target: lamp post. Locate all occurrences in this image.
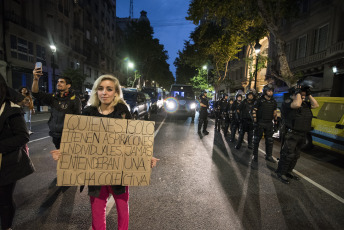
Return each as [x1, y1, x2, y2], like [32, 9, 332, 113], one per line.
[50, 45, 57, 92]
[127, 61, 134, 86]
[203, 65, 208, 84]
[254, 40, 261, 91]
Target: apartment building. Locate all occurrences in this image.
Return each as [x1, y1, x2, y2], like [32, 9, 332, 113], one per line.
[0, 0, 117, 92]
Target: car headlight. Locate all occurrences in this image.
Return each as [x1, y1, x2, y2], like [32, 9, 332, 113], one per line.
[166, 101, 176, 109]
[189, 103, 196, 109]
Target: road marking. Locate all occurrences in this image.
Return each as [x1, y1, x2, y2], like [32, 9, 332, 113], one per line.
[31, 119, 49, 123]
[28, 136, 50, 143]
[154, 116, 166, 137]
[293, 170, 344, 204]
[253, 140, 344, 204]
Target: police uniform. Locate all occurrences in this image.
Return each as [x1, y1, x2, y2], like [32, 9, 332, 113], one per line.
[214, 98, 222, 132]
[235, 92, 255, 149]
[223, 99, 233, 136]
[252, 85, 277, 162]
[215, 95, 228, 132]
[230, 93, 242, 142]
[276, 94, 313, 183]
[198, 92, 209, 135]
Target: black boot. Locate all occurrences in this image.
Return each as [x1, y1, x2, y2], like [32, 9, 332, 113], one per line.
[277, 173, 290, 184]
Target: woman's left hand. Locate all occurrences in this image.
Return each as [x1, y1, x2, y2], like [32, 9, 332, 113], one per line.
[50, 149, 61, 161]
[151, 157, 160, 168]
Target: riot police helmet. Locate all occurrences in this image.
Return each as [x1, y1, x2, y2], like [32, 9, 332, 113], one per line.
[235, 90, 243, 100]
[262, 84, 274, 95]
[245, 90, 255, 100]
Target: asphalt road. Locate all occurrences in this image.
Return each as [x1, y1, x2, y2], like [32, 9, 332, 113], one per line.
[11, 111, 344, 230]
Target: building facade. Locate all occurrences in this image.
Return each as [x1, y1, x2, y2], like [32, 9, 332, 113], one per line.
[269, 0, 344, 96]
[0, 0, 117, 92]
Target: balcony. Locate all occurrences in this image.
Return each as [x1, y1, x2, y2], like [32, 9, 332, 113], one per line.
[289, 41, 344, 69]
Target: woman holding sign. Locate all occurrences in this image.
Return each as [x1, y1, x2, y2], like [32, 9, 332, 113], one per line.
[51, 74, 159, 230]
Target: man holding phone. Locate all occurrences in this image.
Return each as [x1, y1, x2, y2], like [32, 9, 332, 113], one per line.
[32, 62, 82, 149]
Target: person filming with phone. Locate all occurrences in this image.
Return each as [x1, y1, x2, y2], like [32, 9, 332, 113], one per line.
[31, 62, 82, 150]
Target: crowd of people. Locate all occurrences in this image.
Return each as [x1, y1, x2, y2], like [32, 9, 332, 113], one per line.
[198, 82, 319, 185]
[0, 66, 159, 230]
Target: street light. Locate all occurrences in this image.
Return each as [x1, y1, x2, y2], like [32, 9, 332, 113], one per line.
[50, 45, 57, 92]
[254, 39, 261, 91]
[203, 65, 208, 84]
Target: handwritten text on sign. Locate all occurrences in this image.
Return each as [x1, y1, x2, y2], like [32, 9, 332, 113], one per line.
[57, 114, 155, 186]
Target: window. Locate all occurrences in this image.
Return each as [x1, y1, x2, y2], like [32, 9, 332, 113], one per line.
[10, 35, 33, 63]
[317, 102, 344, 123]
[36, 45, 46, 66]
[86, 30, 90, 39]
[296, 35, 307, 59]
[314, 24, 328, 53]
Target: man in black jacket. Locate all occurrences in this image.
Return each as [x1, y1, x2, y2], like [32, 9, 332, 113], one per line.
[32, 67, 82, 149]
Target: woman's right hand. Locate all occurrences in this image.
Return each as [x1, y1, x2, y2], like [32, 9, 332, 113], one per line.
[33, 67, 43, 80]
[50, 149, 61, 161]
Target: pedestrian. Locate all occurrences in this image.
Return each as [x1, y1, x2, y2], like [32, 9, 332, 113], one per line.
[251, 84, 278, 163]
[0, 74, 35, 230]
[31, 66, 82, 149]
[198, 91, 209, 135]
[235, 90, 256, 149]
[81, 91, 90, 109]
[18, 86, 35, 135]
[275, 83, 319, 184]
[50, 74, 159, 230]
[230, 91, 243, 142]
[223, 98, 234, 137]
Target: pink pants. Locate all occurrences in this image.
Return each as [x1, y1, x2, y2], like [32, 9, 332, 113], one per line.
[90, 186, 129, 230]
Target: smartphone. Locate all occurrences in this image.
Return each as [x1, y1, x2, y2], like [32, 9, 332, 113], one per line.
[35, 62, 42, 69]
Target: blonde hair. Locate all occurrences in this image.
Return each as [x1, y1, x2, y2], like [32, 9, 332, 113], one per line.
[88, 74, 126, 107]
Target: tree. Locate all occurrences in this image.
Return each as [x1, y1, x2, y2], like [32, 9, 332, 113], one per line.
[62, 68, 87, 92]
[187, 0, 304, 86]
[119, 20, 175, 88]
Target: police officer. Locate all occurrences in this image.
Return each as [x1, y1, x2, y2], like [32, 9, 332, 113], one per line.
[275, 84, 319, 184]
[230, 91, 243, 142]
[223, 98, 234, 137]
[214, 96, 222, 132]
[198, 91, 209, 135]
[251, 84, 278, 163]
[235, 90, 256, 149]
[215, 93, 229, 132]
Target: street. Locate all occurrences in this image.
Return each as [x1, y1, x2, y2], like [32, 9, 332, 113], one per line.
[13, 111, 344, 230]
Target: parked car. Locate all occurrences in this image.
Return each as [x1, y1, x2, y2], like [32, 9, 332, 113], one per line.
[141, 87, 164, 113]
[122, 89, 152, 120]
[303, 97, 344, 154]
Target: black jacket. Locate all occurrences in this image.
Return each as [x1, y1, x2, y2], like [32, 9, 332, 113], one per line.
[32, 90, 82, 138]
[0, 101, 35, 185]
[82, 102, 131, 197]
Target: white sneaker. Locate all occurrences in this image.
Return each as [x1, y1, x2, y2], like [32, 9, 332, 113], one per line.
[29, 130, 33, 135]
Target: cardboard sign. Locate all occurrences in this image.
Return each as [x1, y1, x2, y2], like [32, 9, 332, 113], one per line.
[56, 114, 155, 186]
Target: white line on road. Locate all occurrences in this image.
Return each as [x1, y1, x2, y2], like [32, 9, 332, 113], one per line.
[28, 136, 50, 143]
[31, 119, 49, 123]
[252, 140, 344, 204]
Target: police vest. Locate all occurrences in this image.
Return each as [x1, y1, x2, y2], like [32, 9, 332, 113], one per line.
[286, 101, 313, 132]
[257, 97, 276, 122]
[241, 99, 254, 120]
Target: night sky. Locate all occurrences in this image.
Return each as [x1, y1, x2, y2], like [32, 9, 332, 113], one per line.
[116, 0, 196, 78]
